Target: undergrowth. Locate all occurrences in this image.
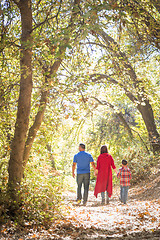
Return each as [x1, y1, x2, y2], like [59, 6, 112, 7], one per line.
[122, 148, 160, 185]
[0, 150, 159, 230]
[0, 158, 63, 229]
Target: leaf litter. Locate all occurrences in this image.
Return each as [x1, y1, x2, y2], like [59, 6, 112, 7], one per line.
[0, 184, 160, 239]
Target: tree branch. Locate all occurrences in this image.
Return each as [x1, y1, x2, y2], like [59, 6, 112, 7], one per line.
[131, 128, 150, 154]
[91, 96, 133, 139]
[89, 73, 138, 103]
[23, 89, 48, 168]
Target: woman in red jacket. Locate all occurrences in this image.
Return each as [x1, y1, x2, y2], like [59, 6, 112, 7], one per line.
[94, 145, 117, 205]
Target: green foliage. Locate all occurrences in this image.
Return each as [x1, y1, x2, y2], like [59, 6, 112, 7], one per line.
[118, 146, 155, 184]
[0, 157, 62, 228]
[0, 0, 159, 225]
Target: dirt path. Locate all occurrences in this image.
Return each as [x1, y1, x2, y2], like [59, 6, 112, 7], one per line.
[61, 187, 160, 239]
[0, 186, 160, 239]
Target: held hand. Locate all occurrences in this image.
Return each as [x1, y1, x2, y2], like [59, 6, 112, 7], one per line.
[94, 169, 98, 176]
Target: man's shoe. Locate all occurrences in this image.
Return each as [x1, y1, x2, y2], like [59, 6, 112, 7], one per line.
[76, 199, 81, 205]
[76, 198, 81, 202]
[82, 201, 87, 206]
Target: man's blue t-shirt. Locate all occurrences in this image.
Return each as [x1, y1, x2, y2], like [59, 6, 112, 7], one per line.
[73, 151, 94, 174]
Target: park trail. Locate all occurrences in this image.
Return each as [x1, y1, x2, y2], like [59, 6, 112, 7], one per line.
[60, 182, 160, 240]
[0, 174, 160, 240]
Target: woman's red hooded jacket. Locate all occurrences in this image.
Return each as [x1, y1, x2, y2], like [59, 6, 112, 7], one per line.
[94, 153, 116, 198]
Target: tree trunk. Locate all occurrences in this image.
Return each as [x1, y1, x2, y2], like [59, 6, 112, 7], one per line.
[46, 144, 56, 170]
[8, 0, 32, 200]
[22, 0, 82, 169]
[137, 100, 160, 153]
[23, 89, 48, 168]
[8, 0, 82, 200]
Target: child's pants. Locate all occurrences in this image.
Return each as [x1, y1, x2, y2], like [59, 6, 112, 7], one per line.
[120, 186, 129, 204]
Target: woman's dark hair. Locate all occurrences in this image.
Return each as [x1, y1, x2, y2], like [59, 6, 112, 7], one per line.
[100, 145, 108, 154]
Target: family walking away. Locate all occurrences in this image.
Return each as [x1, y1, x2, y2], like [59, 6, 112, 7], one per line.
[72, 144, 132, 206]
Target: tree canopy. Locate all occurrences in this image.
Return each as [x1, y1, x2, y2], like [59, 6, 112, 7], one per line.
[0, 0, 159, 217]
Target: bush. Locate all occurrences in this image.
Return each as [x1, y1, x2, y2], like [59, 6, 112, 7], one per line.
[0, 158, 63, 229]
[122, 148, 159, 185]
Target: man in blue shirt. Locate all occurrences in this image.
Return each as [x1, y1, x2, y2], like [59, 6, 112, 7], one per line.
[72, 143, 96, 205]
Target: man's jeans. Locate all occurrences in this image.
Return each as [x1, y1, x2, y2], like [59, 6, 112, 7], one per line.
[77, 173, 90, 203]
[120, 186, 129, 204]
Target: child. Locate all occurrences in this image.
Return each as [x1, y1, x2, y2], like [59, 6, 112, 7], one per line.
[117, 159, 132, 204]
